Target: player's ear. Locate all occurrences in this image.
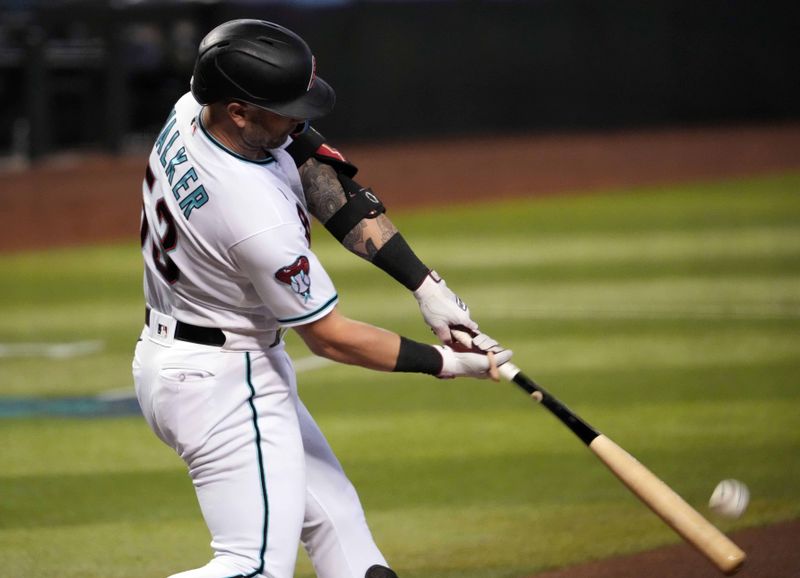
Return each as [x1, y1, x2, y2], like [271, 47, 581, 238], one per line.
[225, 100, 249, 129]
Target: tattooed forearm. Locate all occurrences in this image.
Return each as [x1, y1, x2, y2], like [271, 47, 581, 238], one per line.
[300, 158, 399, 261]
[300, 159, 345, 223]
[342, 214, 398, 260]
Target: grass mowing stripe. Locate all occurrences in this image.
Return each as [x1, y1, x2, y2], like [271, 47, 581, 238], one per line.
[0, 301, 142, 336]
[463, 334, 799, 372]
[316, 225, 800, 272]
[0, 340, 105, 358]
[395, 173, 800, 236]
[0, 417, 180, 476]
[335, 275, 800, 324]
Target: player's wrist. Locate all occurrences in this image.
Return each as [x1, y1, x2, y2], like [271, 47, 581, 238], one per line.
[412, 270, 443, 299]
[393, 336, 442, 375]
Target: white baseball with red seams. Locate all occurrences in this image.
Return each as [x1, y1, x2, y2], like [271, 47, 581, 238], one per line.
[134, 93, 388, 578]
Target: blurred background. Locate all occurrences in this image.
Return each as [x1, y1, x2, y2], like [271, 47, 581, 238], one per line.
[0, 0, 799, 161]
[1, 2, 799, 577]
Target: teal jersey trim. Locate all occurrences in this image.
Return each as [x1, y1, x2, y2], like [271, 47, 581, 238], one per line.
[277, 294, 338, 324]
[198, 110, 276, 165]
[243, 352, 269, 578]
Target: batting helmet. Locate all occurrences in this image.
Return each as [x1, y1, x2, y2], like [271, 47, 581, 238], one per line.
[190, 19, 335, 120]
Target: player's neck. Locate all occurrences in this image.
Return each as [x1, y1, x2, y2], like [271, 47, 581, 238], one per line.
[201, 106, 268, 161]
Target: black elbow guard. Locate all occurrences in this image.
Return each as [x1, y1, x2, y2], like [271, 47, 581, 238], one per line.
[324, 174, 386, 242]
[287, 124, 385, 241]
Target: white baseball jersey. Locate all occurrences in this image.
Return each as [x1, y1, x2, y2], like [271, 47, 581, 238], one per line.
[134, 92, 390, 578]
[141, 92, 338, 349]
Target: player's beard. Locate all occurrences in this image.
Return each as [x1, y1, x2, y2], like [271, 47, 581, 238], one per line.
[242, 123, 289, 153]
[262, 127, 292, 150]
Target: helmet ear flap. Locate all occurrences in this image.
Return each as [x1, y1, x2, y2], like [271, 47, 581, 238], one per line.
[190, 44, 225, 105]
[189, 73, 209, 105]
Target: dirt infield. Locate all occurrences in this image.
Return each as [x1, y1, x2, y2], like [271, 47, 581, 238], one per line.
[531, 519, 800, 578]
[1, 122, 799, 576]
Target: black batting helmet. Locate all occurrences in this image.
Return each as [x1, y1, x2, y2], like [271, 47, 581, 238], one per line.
[190, 19, 335, 120]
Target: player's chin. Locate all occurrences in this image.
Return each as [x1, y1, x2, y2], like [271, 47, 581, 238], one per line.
[267, 135, 290, 150]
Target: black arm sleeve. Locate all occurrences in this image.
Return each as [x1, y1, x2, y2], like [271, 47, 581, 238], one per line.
[371, 234, 430, 291]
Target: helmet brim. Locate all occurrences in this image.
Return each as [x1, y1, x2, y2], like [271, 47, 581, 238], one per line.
[248, 77, 335, 121]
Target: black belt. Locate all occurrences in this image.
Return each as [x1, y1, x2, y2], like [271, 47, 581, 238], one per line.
[145, 307, 226, 347]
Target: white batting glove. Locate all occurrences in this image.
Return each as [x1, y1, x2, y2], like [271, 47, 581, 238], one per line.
[434, 345, 513, 380]
[451, 329, 508, 356]
[413, 271, 478, 344]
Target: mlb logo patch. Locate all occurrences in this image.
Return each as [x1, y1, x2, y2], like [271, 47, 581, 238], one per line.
[148, 310, 177, 345]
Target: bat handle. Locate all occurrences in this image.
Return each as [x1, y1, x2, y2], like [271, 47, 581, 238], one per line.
[499, 362, 602, 445]
[499, 361, 521, 382]
[499, 361, 538, 397]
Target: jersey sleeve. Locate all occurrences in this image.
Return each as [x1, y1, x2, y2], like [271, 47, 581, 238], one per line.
[230, 224, 338, 327]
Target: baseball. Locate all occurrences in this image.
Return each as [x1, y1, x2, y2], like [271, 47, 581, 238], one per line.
[708, 479, 750, 519]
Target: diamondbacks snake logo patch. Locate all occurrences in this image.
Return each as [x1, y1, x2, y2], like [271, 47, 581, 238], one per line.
[275, 256, 312, 302]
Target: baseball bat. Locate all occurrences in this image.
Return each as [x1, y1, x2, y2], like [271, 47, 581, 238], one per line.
[498, 361, 747, 575]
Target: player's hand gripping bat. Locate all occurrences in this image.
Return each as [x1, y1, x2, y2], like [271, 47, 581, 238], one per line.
[452, 331, 746, 575]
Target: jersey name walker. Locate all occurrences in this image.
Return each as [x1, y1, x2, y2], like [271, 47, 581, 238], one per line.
[140, 93, 338, 350]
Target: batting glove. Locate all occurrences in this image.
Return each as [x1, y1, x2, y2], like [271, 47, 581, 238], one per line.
[413, 271, 478, 344]
[434, 345, 513, 380]
[450, 328, 508, 355]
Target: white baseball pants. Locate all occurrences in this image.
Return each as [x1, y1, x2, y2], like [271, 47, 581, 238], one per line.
[133, 330, 389, 578]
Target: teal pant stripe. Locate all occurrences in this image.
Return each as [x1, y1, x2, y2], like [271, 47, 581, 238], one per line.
[243, 351, 269, 578]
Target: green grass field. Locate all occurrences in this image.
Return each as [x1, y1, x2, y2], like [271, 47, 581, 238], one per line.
[1, 173, 799, 577]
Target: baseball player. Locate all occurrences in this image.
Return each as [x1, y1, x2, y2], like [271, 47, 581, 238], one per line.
[133, 19, 510, 578]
